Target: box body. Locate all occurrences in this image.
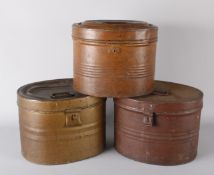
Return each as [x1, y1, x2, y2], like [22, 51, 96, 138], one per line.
[114, 81, 203, 165]
[72, 20, 158, 97]
[17, 79, 106, 164]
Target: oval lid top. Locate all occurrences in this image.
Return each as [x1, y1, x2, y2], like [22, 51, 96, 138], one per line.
[17, 79, 86, 101]
[73, 20, 156, 30]
[133, 81, 203, 104]
[72, 20, 158, 41]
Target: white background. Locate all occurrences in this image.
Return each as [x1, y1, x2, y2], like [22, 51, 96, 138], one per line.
[0, 0, 214, 174]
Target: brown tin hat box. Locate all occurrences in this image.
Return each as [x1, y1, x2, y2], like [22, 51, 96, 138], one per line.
[72, 20, 158, 97]
[17, 79, 106, 164]
[114, 80, 203, 165]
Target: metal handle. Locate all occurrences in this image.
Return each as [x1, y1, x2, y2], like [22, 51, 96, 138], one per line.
[152, 89, 170, 96]
[51, 92, 75, 99]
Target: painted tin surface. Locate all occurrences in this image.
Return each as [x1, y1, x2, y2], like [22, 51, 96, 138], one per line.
[17, 79, 106, 164]
[72, 20, 158, 97]
[114, 81, 203, 165]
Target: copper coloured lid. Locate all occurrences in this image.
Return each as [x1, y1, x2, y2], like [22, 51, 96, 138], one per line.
[72, 20, 158, 41]
[18, 79, 85, 101]
[133, 81, 203, 104]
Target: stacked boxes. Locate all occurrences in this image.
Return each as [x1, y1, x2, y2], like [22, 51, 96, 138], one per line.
[17, 20, 203, 165]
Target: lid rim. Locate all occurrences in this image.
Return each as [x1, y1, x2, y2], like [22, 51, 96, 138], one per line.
[72, 20, 158, 41]
[114, 80, 203, 106]
[17, 78, 87, 101]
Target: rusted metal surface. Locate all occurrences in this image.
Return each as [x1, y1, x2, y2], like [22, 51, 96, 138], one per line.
[17, 79, 106, 164]
[72, 20, 158, 97]
[114, 81, 203, 165]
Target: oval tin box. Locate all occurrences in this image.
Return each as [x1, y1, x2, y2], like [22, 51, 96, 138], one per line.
[17, 79, 106, 164]
[72, 20, 158, 97]
[114, 81, 203, 165]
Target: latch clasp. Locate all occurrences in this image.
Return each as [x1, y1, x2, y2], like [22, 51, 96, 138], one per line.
[143, 114, 154, 127]
[64, 109, 82, 127]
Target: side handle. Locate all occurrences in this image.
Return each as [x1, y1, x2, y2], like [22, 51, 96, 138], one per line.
[51, 92, 75, 99]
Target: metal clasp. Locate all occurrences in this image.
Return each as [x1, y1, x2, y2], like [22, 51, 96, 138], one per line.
[64, 109, 82, 127]
[107, 47, 121, 54]
[143, 114, 154, 127]
[142, 104, 155, 127]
